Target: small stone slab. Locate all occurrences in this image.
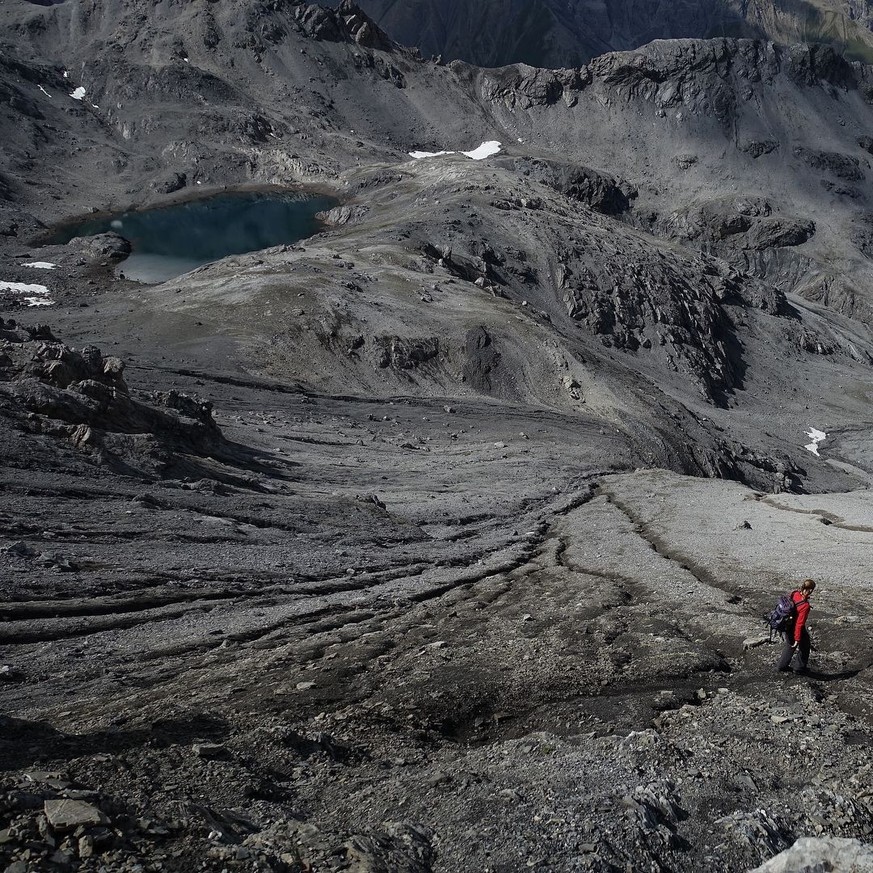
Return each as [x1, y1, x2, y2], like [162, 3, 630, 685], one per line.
[44, 799, 107, 830]
[743, 636, 770, 650]
[192, 742, 227, 759]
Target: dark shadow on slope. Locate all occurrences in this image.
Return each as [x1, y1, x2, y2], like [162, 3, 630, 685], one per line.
[711, 313, 748, 406]
[804, 667, 863, 682]
[0, 712, 230, 771]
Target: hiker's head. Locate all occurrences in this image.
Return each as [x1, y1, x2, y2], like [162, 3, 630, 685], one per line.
[800, 579, 816, 598]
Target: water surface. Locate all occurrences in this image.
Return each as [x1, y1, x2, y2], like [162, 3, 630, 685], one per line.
[50, 191, 337, 283]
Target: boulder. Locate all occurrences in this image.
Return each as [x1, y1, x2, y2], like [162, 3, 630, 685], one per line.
[69, 232, 131, 261]
[745, 219, 816, 250]
[43, 799, 107, 831]
[748, 837, 873, 873]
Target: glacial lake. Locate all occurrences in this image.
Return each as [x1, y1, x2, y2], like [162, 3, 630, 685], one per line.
[50, 190, 337, 283]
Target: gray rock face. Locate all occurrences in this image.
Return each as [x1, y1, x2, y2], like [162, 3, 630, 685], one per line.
[2, 7, 873, 872]
[499, 157, 637, 215]
[794, 147, 865, 182]
[659, 198, 816, 252]
[3, 2, 873, 317]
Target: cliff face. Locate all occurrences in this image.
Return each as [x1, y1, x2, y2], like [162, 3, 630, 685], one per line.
[357, 0, 873, 67]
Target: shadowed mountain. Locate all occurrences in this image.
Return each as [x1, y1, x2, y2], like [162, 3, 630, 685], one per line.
[358, 0, 873, 67]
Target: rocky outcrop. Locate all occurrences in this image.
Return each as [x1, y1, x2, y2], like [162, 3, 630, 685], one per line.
[502, 157, 637, 215]
[0, 319, 221, 473]
[793, 146, 866, 182]
[558, 251, 747, 401]
[295, 1, 399, 52]
[462, 326, 501, 391]
[476, 39, 862, 122]
[660, 198, 816, 252]
[478, 65, 588, 110]
[376, 336, 440, 370]
[317, 204, 370, 227]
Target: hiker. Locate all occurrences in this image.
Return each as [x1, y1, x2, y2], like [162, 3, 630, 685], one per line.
[777, 579, 816, 674]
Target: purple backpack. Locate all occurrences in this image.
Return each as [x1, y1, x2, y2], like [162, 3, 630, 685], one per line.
[765, 592, 797, 638]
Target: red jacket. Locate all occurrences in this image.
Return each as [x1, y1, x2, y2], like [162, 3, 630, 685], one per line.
[791, 590, 811, 643]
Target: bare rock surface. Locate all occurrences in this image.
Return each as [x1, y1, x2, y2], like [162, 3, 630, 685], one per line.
[2, 322, 873, 871]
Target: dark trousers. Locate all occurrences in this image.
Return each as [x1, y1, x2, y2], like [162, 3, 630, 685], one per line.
[777, 628, 811, 673]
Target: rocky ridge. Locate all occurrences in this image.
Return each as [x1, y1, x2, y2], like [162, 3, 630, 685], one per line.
[0, 318, 221, 478]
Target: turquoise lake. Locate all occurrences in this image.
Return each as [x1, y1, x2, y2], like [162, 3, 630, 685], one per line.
[50, 191, 337, 283]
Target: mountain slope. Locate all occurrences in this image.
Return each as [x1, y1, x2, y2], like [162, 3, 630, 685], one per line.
[3, 6, 873, 873]
[358, 0, 873, 67]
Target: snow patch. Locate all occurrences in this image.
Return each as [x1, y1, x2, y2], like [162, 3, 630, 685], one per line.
[409, 140, 502, 161]
[37, 85, 52, 98]
[70, 86, 86, 101]
[462, 141, 502, 160]
[409, 149, 452, 160]
[23, 262, 57, 270]
[63, 71, 70, 79]
[0, 281, 54, 307]
[804, 427, 827, 456]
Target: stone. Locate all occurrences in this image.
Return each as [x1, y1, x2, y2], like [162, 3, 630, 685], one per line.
[3, 542, 36, 558]
[78, 835, 95, 859]
[43, 800, 107, 831]
[48, 849, 74, 868]
[0, 665, 24, 682]
[743, 637, 769, 650]
[748, 837, 873, 872]
[192, 742, 228, 759]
